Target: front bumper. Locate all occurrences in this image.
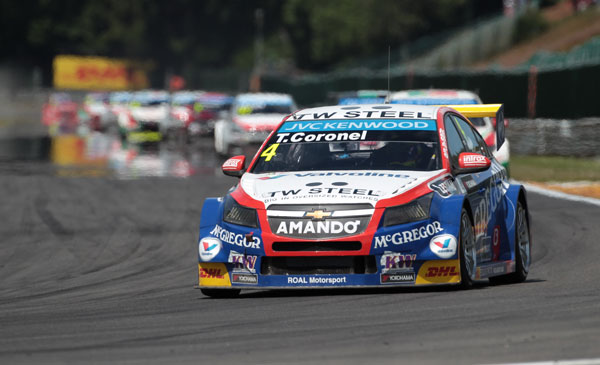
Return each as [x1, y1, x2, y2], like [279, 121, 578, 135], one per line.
[198, 258, 461, 289]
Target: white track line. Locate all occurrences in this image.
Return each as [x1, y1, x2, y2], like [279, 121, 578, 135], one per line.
[514, 180, 600, 208]
[484, 358, 600, 365]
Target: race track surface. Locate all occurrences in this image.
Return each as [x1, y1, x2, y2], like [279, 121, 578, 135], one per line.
[1, 149, 599, 364]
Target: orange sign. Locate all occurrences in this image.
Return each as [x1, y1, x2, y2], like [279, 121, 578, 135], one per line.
[53, 55, 149, 90]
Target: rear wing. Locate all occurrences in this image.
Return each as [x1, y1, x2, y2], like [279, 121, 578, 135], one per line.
[447, 104, 505, 150]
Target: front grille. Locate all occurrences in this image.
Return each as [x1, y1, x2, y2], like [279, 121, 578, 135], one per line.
[267, 203, 373, 240]
[139, 121, 160, 131]
[272, 241, 362, 252]
[261, 255, 377, 275]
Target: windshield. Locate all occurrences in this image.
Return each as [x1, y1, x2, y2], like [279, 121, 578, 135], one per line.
[251, 122, 441, 173]
[236, 103, 293, 115]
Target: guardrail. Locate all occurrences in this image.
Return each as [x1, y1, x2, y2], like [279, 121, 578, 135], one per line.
[506, 118, 600, 157]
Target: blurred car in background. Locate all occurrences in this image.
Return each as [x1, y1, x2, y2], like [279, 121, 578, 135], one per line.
[41, 92, 80, 135]
[390, 89, 510, 172]
[170, 91, 233, 138]
[333, 90, 389, 105]
[190, 92, 233, 137]
[82, 92, 118, 132]
[117, 90, 170, 143]
[214, 93, 296, 155]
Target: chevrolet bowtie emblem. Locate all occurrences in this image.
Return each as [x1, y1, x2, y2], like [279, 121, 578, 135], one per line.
[305, 210, 332, 220]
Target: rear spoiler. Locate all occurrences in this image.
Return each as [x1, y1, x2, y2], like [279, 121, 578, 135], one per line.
[447, 104, 505, 150]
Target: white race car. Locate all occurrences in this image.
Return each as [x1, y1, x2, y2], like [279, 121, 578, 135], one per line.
[390, 90, 510, 172]
[214, 93, 297, 155]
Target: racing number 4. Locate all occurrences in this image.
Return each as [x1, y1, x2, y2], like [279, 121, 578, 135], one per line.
[261, 143, 279, 161]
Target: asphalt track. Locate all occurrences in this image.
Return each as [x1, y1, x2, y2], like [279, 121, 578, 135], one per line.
[1, 147, 600, 364]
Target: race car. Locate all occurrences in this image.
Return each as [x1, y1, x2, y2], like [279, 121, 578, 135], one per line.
[82, 92, 118, 132]
[333, 90, 389, 105]
[213, 93, 296, 155]
[390, 89, 510, 173]
[41, 92, 80, 135]
[196, 103, 531, 297]
[117, 90, 170, 143]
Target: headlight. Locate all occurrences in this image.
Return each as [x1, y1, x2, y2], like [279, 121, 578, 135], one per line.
[223, 195, 258, 228]
[383, 193, 433, 227]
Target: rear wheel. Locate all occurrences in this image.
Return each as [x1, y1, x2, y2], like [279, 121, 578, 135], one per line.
[200, 288, 241, 298]
[459, 208, 477, 289]
[489, 200, 530, 285]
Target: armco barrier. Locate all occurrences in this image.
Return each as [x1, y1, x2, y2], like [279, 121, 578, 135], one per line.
[261, 63, 600, 119]
[506, 118, 600, 157]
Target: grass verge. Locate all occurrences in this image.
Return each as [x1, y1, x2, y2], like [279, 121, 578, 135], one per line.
[511, 155, 600, 182]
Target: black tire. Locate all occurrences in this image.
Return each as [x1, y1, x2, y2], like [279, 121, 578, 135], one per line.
[489, 200, 531, 285]
[200, 288, 241, 298]
[459, 208, 477, 289]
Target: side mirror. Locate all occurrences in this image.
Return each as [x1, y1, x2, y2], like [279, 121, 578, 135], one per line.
[456, 152, 491, 174]
[222, 155, 246, 177]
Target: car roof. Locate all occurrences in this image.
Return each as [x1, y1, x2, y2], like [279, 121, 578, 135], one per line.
[234, 93, 294, 105]
[288, 103, 442, 121]
[390, 89, 482, 105]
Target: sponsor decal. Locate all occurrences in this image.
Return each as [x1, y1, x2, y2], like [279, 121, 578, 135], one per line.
[492, 225, 501, 261]
[275, 220, 360, 235]
[473, 168, 506, 240]
[264, 187, 381, 198]
[380, 253, 417, 272]
[424, 265, 458, 278]
[280, 119, 436, 132]
[274, 131, 368, 144]
[475, 261, 514, 279]
[416, 260, 461, 284]
[231, 273, 258, 284]
[461, 175, 477, 190]
[439, 128, 449, 159]
[198, 237, 222, 262]
[289, 111, 433, 120]
[198, 263, 231, 287]
[381, 271, 415, 284]
[210, 225, 261, 249]
[429, 176, 459, 198]
[459, 153, 488, 168]
[287, 276, 348, 285]
[222, 156, 244, 170]
[228, 251, 258, 273]
[429, 234, 457, 259]
[373, 221, 444, 249]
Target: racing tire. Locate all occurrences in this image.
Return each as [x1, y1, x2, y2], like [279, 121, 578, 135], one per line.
[200, 288, 241, 298]
[459, 208, 477, 289]
[489, 200, 531, 285]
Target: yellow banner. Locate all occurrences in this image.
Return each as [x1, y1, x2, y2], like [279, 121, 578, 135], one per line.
[53, 55, 149, 90]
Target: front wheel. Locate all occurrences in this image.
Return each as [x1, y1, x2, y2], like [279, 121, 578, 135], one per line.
[459, 208, 477, 289]
[200, 288, 241, 298]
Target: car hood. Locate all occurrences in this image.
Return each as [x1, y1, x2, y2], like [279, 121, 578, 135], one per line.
[240, 170, 443, 207]
[233, 114, 288, 131]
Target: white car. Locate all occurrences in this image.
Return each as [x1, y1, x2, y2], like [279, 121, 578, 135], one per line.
[214, 93, 297, 155]
[117, 90, 171, 142]
[390, 89, 510, 172]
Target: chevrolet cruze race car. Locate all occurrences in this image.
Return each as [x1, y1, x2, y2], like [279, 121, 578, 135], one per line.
[197, 103, 531, 297]
[390, 89, 510, 173]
